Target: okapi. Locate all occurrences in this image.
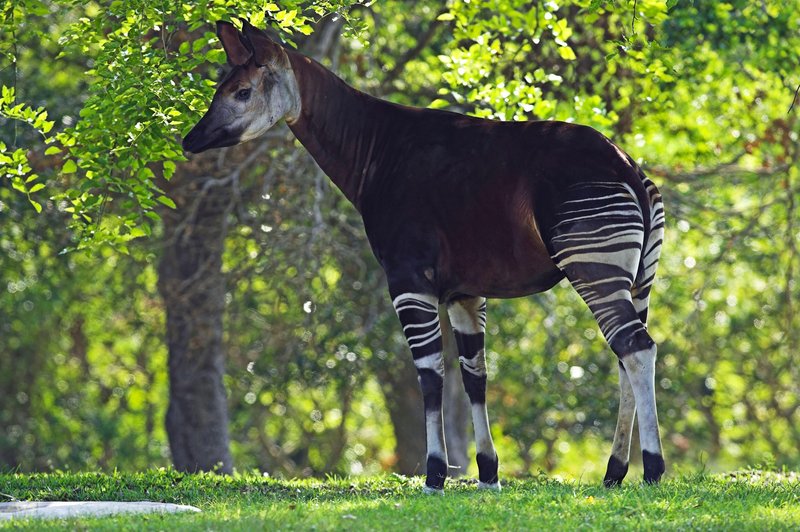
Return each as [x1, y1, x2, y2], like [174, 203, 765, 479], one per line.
[183, 21, 666, 492]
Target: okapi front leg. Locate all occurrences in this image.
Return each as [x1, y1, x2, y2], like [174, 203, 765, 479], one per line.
[392, 292, 448, 493]
[447, 297, 500, 490]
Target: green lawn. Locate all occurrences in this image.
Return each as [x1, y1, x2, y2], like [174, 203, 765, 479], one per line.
[2, 469, 799, 530]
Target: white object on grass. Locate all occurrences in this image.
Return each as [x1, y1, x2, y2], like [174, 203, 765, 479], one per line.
[0, 501, 201, 521]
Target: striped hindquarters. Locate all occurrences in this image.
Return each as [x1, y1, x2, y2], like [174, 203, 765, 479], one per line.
[549, 181, 647, 345]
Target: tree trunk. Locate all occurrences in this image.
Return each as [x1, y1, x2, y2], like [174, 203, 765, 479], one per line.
[376, 354, 427, 475]
[157, 159, 234, 473]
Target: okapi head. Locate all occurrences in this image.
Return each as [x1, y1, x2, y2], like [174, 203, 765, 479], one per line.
[182, 21, 300, 153]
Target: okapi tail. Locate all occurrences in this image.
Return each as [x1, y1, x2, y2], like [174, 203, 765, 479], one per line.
[633, 167, 665, 294]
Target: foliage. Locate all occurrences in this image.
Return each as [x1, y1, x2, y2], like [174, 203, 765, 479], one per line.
[2, 470, 800, 530]
[1, 0, 360, 249]
[0, 183, 168, 469]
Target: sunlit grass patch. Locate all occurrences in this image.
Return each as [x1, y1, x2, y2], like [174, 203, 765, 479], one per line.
[1, 469, 799, 530]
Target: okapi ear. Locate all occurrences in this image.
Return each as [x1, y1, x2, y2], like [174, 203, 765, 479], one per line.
[241, 20, 289, 68]
[216, 21, 252, 66]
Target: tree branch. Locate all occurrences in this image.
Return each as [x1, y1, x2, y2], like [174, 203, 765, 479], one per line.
[789, 83, 800, 114]
[379, 10, 450, 93]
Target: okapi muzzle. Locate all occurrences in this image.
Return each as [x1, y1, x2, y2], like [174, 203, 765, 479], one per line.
[182, 20, 299, 154]
[182, 98, 244, 153]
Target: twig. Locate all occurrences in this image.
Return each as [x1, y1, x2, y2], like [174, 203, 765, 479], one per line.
[646, 150, 792, 183]
[789, 83, 800, 114]
[379, 9, 450, 93]
[631, 0, 638, 34]
[310, 166, 326, 243]
[9, 2, 18, 148]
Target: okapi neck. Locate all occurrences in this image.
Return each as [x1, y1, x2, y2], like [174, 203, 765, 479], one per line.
[286, 52, 385, 211]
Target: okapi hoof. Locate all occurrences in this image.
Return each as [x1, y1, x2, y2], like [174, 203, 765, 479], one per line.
[422, 485, 445, 496]
[642, 450, 665, 484]
[603, 455, 629, 488]
[477, 481, 502, 491]
[425, 455, 448, 492]
[476, 452, 499, 485]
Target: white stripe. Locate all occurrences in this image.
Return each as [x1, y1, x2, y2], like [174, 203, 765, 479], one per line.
[554, 229, 643, 246]
[447, 298, 487, 334]
[392, 292, 438, 308]
[552, 232, 642, 259]
[553, 208, 642, 229]
[471, 403, 494, 455]
[559, 201, 639, 217]
[611, 365, 637, 462]
[408, 329, 442, 350]
[415, 351, 445, 377]
[605, 320, 644, 344]
[558, 200, 640, 215]
[395, 303, 438, 314]
[555, 248, 641, 269]
[403, 315, 440, 332]
[561, 192, 632, 205]
[582, 289, 631, 306]
[572, 276, 633, 289]
[551, 223, 642, 241]
[568, 181, 626, 189]
[459, 350, 486, 377]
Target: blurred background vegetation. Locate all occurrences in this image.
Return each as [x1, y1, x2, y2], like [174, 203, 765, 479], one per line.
[1, 0, 798, 482]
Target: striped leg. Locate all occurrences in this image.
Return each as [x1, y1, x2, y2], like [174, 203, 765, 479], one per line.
[392, 292, 448, 493]
[447, 297, 500, 490]
[604, 362, 636, 486]
[620, 176, 665, 483]
[608, 257, 663, 485]
[550, 182, 665, 485]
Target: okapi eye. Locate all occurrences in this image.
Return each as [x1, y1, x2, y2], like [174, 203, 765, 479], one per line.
[235, 88, 252, 101]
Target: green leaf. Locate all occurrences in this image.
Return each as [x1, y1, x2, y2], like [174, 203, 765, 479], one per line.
[62, 159, 77, 174]
[157, 195, 176, 209]
[11, 179, 28, 193]
[163, 160, 176, 179]
[45, 146, 61, 155]
[128, 226, 148, 239]
[558, 46, 577, 61]
[428, 98, 451, 109]
[206, 49, 226, 64]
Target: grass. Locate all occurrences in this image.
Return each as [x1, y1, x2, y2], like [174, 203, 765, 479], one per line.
[1, 469, 799, 530]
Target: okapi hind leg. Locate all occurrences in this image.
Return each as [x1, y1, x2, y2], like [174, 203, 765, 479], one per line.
[549, 181, 665, 485]
[446, 296, 500, 490]
[391, 291, 449, 493]
[603, 362, 636, 487]
[621, 340, 664, 484]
